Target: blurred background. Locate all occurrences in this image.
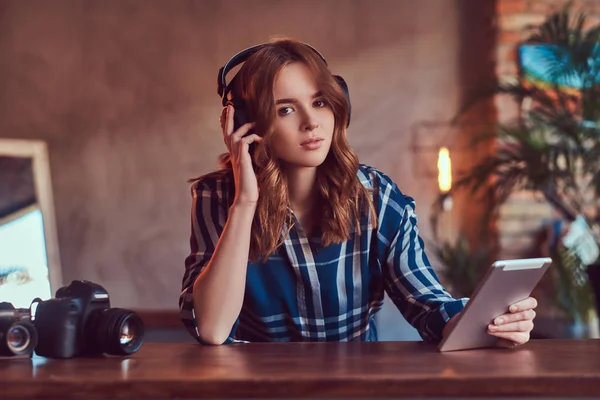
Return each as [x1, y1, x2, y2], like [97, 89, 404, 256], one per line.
[1, 0, 599, 342]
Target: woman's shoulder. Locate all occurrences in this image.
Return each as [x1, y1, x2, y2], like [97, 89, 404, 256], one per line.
[357, 164, 415, 210]
[357, 164, 400, 192]
[189, 169, 234, 198]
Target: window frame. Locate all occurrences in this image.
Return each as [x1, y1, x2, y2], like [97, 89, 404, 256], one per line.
[0, 139, 63, 294]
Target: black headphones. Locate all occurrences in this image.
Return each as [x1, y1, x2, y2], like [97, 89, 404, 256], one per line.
[217, 42, 351, 132]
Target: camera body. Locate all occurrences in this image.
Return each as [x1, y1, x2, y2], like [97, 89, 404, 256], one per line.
[0, 302, 38, 357]
[34, 280, 144, 359]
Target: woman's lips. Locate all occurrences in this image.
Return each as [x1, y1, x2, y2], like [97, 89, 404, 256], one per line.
[300, 138, 324, 150]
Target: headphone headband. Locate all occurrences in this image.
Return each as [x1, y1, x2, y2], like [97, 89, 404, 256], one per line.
[217, 42, 329, 99]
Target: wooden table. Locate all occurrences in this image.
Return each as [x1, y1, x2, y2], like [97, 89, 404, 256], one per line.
[2, 339, 600, 399]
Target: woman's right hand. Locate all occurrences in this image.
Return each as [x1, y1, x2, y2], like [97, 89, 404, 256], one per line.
[220, 104, 263, 205]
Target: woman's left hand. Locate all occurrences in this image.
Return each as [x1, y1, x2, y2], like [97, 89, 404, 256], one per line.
[488, 296, 538, 348]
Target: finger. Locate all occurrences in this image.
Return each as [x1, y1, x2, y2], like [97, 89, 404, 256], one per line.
[240, 134, 263, 144]
[224, 105, 234, 136]
[489, 320, 534, 333]
[235, 135, 247, 160]
[219, 106, 227, 130]
[236, 135, 263, 161]
[231, 122, 257, 141]
[508, 297, 538, 313]
[488, 330, 530, 345]
[493, 309, 536, 325]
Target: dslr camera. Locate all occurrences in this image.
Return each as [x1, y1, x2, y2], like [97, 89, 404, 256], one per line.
[33, 280, 145, 358]
[0, 302, 38, 357]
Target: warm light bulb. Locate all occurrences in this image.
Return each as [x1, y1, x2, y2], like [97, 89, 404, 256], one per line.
[438, 147, 452, 193]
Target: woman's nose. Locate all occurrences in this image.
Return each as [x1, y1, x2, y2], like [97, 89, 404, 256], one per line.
[301, 109, 319, 131]
[303, 120, 319, 131]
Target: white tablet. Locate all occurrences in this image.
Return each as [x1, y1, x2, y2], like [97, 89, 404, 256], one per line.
[438, 257, 552, 352]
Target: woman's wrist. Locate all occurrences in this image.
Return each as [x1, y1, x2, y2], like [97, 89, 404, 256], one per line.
[231, 199, 258, 214]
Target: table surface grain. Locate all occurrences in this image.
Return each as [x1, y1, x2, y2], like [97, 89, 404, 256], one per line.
[2, 339, 600, 398]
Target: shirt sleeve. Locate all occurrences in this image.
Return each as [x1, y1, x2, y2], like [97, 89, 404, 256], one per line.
[374, 174, 468, 342]
[179, 178, 242, 345]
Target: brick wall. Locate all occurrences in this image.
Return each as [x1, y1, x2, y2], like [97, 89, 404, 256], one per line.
[495, 0, 599, 259]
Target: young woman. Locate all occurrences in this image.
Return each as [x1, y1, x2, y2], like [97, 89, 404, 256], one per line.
[179, 39, 537, 345]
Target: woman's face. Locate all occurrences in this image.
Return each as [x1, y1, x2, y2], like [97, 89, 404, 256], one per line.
[270, 62, 335, 168]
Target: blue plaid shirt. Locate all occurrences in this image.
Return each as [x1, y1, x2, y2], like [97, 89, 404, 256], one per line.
[179, 164, 467, 344]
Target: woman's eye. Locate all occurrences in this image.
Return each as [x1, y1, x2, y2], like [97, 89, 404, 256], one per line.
[313, 100, 328, 108]
[277, 107, 293, 116]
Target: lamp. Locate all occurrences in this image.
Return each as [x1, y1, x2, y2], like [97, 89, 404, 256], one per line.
[437, 147, 453, 243]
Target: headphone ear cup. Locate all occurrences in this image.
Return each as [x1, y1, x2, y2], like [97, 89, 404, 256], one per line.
[225, 97, 250, 133]
[217, 67, 226, 97]
[333, 75, 351, 127]
[226, 97, 257, 155]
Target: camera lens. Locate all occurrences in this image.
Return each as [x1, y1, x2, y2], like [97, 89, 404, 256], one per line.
[8, 326, 30, 352]
[90, 308, 144, 356]
[0, 321, 38, 356]
[119, 319, 138, 345]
